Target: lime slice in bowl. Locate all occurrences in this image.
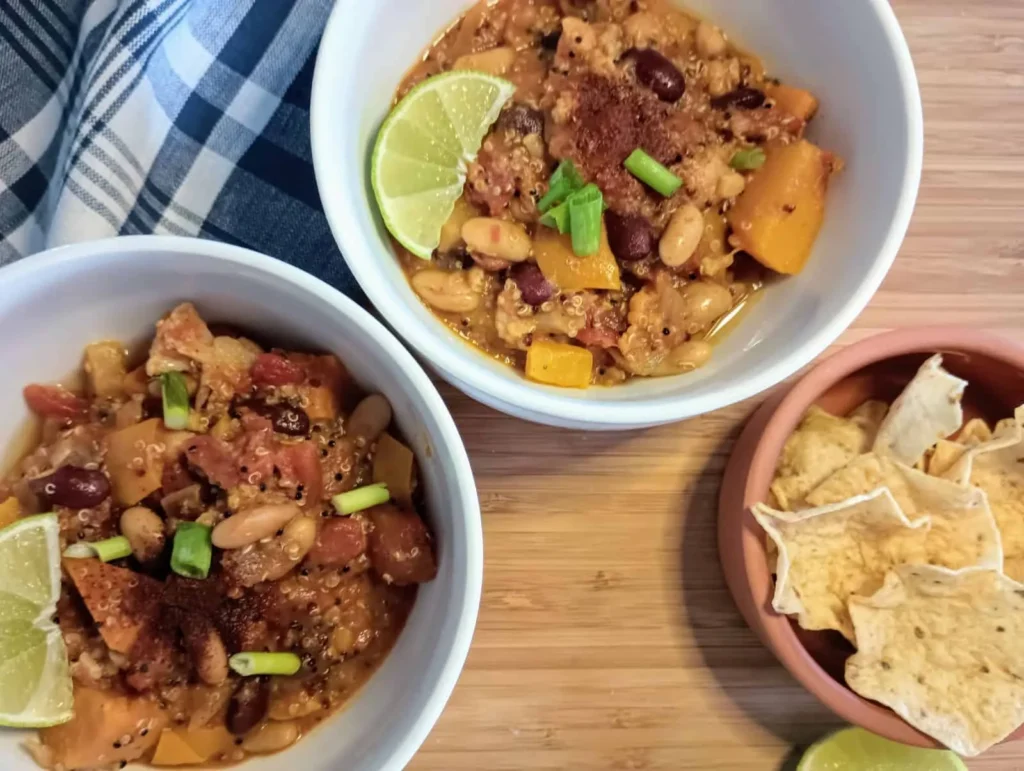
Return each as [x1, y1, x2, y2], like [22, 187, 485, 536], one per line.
[371, 70, 516, 259]
[0, 513, 73, 727]
[798, 728, 967, 771]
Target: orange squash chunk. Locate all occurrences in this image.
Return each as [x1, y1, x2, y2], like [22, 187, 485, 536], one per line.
[106, 418, 165, 505]
[64, 558, 161, 654]
[534, 221, 621, 292]
[525, 340, 593, 388]
[767, 83, 819, 122]
[727, 140, 836, 275]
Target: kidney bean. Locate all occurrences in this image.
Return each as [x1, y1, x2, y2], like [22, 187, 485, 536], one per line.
[710, 87, 766, 110]
[30, 466, 110, 508]
[497, 103, 545, 136]
[605, 211, 655, 262]
[511, 263, 554, 306]
[268, 403, 310, 436]
[227, 678, 270, 735]
[625, 48, 685, 102]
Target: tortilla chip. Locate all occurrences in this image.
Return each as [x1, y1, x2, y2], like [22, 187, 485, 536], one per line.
[846, 565, 1024, 756]
[805, 452, 1002, 566]
[848, 399, 890, 439]
[945, 407, 1024, 581]
[873, 355, 967, 467]
[959, 417, 993, 446]
[753, 490, 929, 641]
[756, 460, 1002, 642]
[769, 404, 879, 511]
[927, 439, 967, 478]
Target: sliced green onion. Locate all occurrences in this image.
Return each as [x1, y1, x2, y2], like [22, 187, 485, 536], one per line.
[730, 147, 766, 171]
[332, 483, 389, 515]
[624, 149, 682, 197]
[170, 522, 212, 579]
[568, 184, 603, 256]
[161, 372, 190, 430]
[63, 536, 132, 562]
[537, 159, 584, 213]
[539, 200, 571, 233]
[229, 652, 302, 677]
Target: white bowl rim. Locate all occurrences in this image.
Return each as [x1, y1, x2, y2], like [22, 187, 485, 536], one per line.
[310, 0, 924, 429]
[0, 234, 483, 771]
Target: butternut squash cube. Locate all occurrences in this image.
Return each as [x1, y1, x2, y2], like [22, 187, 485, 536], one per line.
[106, 418, 165, 505]
[0, 497, 20, 529]
[534, 221, 621, 292]
[83, 341, 128, 398]
[767, 83, 819, 122]
[151, 729, 205, 766]
[525, 340, 593, 389]
[727, 140, 835, 275]
[373, 433, 415, 506]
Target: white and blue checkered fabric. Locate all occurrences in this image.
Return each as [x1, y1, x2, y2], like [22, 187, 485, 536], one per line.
[0, 0, 354, 292]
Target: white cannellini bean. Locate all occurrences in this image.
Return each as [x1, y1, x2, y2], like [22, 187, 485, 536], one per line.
[241, 721, 300, 754]
[716, 169, 746, 200]
[411, 269, 483, 313]
[695, 21, 728, 58]
[119, 506, 165, 562]
[347, 394, 392, 443]
[211, 503, 301, 549]
[659, 204, 704, 267]
[462, 218, 532, 262]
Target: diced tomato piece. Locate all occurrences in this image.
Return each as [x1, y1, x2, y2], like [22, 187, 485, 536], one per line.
[251, 353, 304, 387]
[306, 518, 366, 568]
[183, 436, 241, 489]
[23, 384, 89, 420]
[366, 504, 437, 585]
[275, 441, 323, 505]
[575, 326, 619, 349]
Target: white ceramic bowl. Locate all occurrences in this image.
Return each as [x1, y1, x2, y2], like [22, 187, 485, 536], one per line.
[0, 236, 482, 771]
[311, 0, 923, 430]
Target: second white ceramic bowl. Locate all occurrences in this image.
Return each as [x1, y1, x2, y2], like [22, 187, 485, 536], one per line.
[311, 0, 923, 430]
[0, 236, 482, 771]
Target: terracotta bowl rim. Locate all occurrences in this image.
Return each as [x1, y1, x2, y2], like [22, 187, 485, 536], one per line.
[741, 326, 1024, 745]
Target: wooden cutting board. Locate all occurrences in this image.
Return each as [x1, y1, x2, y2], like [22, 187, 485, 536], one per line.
[411, 0, 1024, 767]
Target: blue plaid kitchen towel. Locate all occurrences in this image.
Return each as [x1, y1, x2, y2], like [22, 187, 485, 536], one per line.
[0, 0, 354, 292]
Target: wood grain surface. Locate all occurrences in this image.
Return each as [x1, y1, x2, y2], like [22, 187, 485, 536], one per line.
[410, 1, 1024, 768]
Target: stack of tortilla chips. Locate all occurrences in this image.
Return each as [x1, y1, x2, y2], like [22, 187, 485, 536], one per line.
[754, 355, 1024, 757]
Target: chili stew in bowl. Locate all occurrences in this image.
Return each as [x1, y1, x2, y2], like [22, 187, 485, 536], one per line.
[8, 303, 436, 769]
[391, 0, 841, 388]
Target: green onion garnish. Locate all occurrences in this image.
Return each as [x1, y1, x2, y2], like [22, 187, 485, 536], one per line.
[730, 147, 766, 171]
[539, 200, 571, 233]
[170, 522, 213, 579]
[624, 149, 682, 197]
[537, 159, 584, 213]
[229, 652, 302, 677]
[160, 372, 190, 430]
[568, 184, 603, 256]
[63, 536, 132, 562]
[332, 483, 389, 515]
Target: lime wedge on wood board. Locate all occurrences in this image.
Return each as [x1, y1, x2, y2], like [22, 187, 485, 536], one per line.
[371, 70, 515, 259]
[798, 727, 968, 771]
[0, 513, 73, 727]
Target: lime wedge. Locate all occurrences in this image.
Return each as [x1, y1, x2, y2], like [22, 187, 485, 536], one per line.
[371, 70, 516, 259]
[798, 728, 968, 771]
[0, 513, 73, 727]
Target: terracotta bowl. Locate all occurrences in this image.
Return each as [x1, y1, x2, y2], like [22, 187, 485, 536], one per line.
[718, 327, 1024, 748]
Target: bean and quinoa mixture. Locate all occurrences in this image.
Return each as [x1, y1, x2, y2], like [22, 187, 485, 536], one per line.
[396, 0, 841, 387]
[1, 303, 436, 769]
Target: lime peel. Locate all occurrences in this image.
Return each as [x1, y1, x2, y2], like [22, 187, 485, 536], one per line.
[798, 727, 968, 771]
[0, 513, 73, 727]
[371, 70, 516, 259]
